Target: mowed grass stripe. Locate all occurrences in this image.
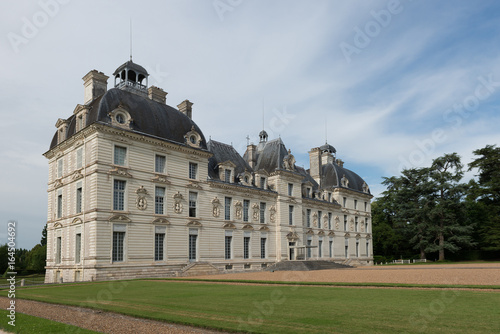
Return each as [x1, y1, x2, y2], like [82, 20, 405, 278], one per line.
[3, 280, 499, 334]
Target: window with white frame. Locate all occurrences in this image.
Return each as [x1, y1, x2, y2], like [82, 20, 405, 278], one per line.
[225, 197, 232, 220]
[243, 232, 251, 259]
[260, 177, 266, 189]
[328, 212, 332, 230]
[76, 148, 83, 169]
[56, 236, 62, 264]
[155, 227, 165, 261]
[75, 233, 81, 263]
[155, 187, 165, 214]
[260, 235, 267, 259]
[113, 180, 126, 211]
[224, 169, 231, 183]
[225, 230, 232, 260]
[288, 183, 293, 196]
[112, 224, 126, 262]
[189, 192, 197, 217]
[57, 190, 63, 219]
[57, 158, 63, 178]
[318, 238, 323, 258]
[189, 162, 198, 179]
[318, 211, 322, 227]
[155, 155, 166, 173]
[289, 205, 294, 225]
[189, 228, 197, 261]
[114, 146, 127, 166]
[306, 209, 311, 227]
[76, 182, 82, 214]
[259, 202, 266, 223]
[344, 215, 347, 231]
[243, 199, 250, 222]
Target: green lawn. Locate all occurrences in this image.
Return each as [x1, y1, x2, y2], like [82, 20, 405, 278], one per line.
[2, 280, 499, 333]
[0, 309, 100, 334]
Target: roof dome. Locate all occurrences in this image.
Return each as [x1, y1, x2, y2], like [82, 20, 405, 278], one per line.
[320, 143, 336, 154]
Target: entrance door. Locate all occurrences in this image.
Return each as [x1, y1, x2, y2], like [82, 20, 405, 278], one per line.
[289, 242, 295, 260]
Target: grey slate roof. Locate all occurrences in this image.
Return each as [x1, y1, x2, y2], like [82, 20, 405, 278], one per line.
[254, 138, 290, 173]
[207, 140, 252, 180]
[321, 162, 369, 194]
[49, 88, 207, 150]
[113, 60, 149, 76]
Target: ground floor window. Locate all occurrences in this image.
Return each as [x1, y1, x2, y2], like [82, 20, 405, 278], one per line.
[155, 233, 165, 261]
[260, 237, 266, 259]
[345, 238, 349, 258]
[318, 239, 323, 258]
[243, 234, 250, 259]
[189, 229, 198, 261]
[56, 236, 61, 264]
[112, 232, 125, 262]
[307, 237, 312, 258]
[329, 239, 333, 258]
[356, 240, 359, 257]
[225, 230, 232, 260]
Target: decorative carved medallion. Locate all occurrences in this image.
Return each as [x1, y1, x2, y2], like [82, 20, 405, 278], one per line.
[269, 205, 276, 223]
[323, 214, 329, 229]
[222, 222, 236, 229]
[136, 196, 147, 210]
[71, 169, 83, 181]
[186, 181, 202, 189]
[252, 203, 259, 221]
[173, 192, 183, 214]
[335, 216, 340, 230]
[312, 212, 318, 227]
[234, 200, 242, 220]
[184, 126, 202, 148]
[212, 197, 221, 217]
[242, 224, 254, 230]
[349, 218, 354, 231]
[286, 231, 299, 241]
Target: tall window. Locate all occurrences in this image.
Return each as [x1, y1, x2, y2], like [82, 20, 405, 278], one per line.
[224, 197, 232, 220]
[114, 146, 127, 166]
[328, 213, 332, 230]
[259, 202, 266, 224]
[355, 217, 359, 232]
[189, 192, 197, 217]
[318, 211, 322, 227]
[56, 236, 61, 264]
[329, 239, 333, 257]
[189, 162, 198, 179]
[112, 231, 125, 262]
[307, 237, 312, 258]
[306, 188, 311, 198]
[243, 200, 250, 222]
[224, 169, 231, 183]
[366, 240, 370, 257]
[57, 158, 63, 178]
[225, 231, 232, 260]
[260, 177, 266, 189]
[75, 233, 81, 263]
[343, 215, 347, 231]
[155, 155, 166, 173]
[345, 238, 349, 258]
[289, 205, 294, 225]
[189, 229, 197, 261]
[318, 239, 323, 258]
[328, 192, 332, 202]
[260, 236, 267, 259]
[243, 234, 250, 259]
[354, 200, 358, 210]
[57, 192, 63, 218]
[76, 148, 83, 169]
[288, 183, 293, 196]
[364, 201, 368, 211]
[343, 197, 347, 207]
[365, 218, 369, 233]
[155, 187, 165, 214]
[76, 183, 82, 214]
[155, 232, 165, 261]
[356, 240, 359, 257]
[306, 209, 311, 227]
[113, 180, 126, 211]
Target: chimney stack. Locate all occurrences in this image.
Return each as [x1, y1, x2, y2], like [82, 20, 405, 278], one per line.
[309, 147, 321, 184]
[336, 158, 344, 168]
[178, 100, 193, 119]
[245, 144, 257, 168]
[82, 70, 109, 104]
[148, 86, 167, 104]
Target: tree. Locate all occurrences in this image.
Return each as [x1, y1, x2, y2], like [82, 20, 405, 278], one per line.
[426, 153, 474, 260]
[41, 225, 47, 246]
[469, 145, 500, 251]
[26, 244, 47, 273]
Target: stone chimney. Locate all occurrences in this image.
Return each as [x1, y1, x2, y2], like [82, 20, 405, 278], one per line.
[309, 147, 321, 184]
[83, 70, 109, 104]
[148, 86, 167, 104]
[178, 100, 193, 119]
[321, 151, 334, 165]
[336, 158, 344, 168]
[245, 144, 257, 168]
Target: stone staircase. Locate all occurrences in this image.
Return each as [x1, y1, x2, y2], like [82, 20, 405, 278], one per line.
[265, 260, 352, 272]
[95, 264, 185, 281]
[180, 262, 221, 277]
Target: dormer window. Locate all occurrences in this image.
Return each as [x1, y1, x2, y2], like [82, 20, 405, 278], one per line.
[109, 107, 132, 129]
[306, 188, 311, 198]
[55, 118, 68, 145]
[116, 113, 125, 124]
[184, 126, 202, 148]
[224, 169, 232, 183]
[260, 177, 266, 189]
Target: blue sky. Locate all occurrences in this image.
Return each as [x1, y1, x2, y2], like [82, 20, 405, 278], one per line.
[1, 0, 499, 249]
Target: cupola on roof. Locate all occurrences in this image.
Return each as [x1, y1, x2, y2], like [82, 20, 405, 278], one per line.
[113, 60, 149, 92]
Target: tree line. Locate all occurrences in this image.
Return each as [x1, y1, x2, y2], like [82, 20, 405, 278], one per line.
[372, 145, 500, 262]
[0, 226, 46, 276]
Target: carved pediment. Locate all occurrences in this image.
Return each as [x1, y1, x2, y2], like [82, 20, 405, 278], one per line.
[242, 224, 254, 230]
[328, 231, 335, 236]
[71, 218, 83, 225]
[109, 214, 131, 223]
[108, 167, 132, 177]
[286, 231, 299, 241]
[53, 222, 63, 228]
[187, 221, 202, 227]
[259, 226, 270, 232]
[306, 229, 315, 235]
[151, 174, 170, 184]
[54, 179, 63, 189]
[366, 234, 371, 239]
[152, 218, 170, 225]
[136, 186, 148, 195]
[344, 232, 350, 237]
[71, 169, 83, 181]
[317, 230, 325, 236]
[186, 181, 202, 189]
[356, 233, 361, 239]
[222, 222, 236, 229]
